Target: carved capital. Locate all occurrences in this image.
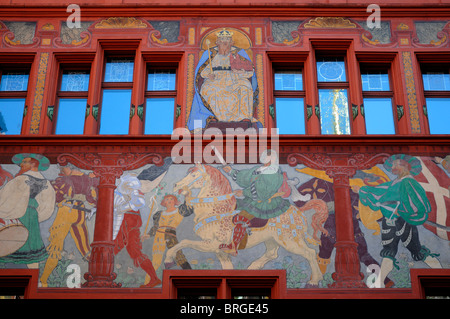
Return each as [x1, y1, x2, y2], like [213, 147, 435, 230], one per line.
[57, 152, 164, 185]
[93, 167, 124, 186]
[325, 167, 354, 185]
[288, 152, 390, 180]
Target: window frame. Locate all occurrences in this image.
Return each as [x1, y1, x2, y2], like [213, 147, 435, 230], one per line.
[0, 61, 32, 135]
[98, 53, 136, 135]
[359, 63, 397, 134]
[53, 65, 91, 135]
[0, 67, 30, 96]
[315, 53, 349, 86]
[141, 52, 183, 135]
[144, 65, 178, 135]
[355, 52, 401, 135]
[0, 269, 39, 299]
[273, 66, 306, 135]
[165, 269, 285, 299]
[267, 52, 309, 134]
[45, 53, 95, 135]
[419, 62, 450, 135]
[315, 51, 352, 135]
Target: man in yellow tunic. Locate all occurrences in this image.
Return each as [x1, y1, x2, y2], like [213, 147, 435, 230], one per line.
[40, 164, 99, 287]
[146, 194, 192, 271]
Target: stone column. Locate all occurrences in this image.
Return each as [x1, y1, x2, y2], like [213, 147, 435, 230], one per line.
[57, 152, 163, 288]
[326, 168, 365, 288]
[83, 166, 123, 288]
[288, 152, 389, 288]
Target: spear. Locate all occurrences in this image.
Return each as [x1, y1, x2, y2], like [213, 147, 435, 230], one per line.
[144, 195, 157, 235]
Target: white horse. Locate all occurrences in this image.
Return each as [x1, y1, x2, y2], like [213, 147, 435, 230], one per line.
[165, 163, 327, 286]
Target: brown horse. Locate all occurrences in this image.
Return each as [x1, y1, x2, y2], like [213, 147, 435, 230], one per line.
[166, 163, 327, 286]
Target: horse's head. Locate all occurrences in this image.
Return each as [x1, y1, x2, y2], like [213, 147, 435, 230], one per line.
[174, 163, 236, 219]
[173, 163, 211, 195]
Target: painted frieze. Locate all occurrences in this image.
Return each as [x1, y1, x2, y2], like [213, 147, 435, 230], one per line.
[0, 151, 448, 289]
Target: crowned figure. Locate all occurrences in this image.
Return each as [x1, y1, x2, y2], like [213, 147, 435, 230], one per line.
[187, 28, 260, 131]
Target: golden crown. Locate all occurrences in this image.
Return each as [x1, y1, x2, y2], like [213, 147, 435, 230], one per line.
[216, 28, 234, 38]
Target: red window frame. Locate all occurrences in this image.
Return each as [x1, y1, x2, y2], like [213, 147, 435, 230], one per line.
[0, 54, 34, 135]
[163, 269, 286, 299]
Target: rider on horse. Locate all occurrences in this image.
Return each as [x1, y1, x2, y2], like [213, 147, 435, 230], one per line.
[220, 149, 291, 256]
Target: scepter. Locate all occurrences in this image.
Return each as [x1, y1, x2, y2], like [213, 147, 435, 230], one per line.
[205, 39, 213, 74]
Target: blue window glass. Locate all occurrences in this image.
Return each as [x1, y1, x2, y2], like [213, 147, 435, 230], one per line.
[275, 97, 305, 134]
[0, 98, 25, 134]
[422, 72, 450, 91]
[99, 89, 132, 134]
[104, 58, 134, 82]
[422, 70, 450, 134]
[425, 98, 450, 134]
[274, 71, 303, 91]
[363, 98, 395, 134]
[145, 98, 175, 134]
[0, 72, 29, 91]
[319, 89, 350, 135]
[147, 70, 176, 91]
[317, 58, 346, 82]
[361, 72, 390, 91]
[55, 99, 87, 135]
[60, 71, 90, 91]
[361, 70, 395, 134]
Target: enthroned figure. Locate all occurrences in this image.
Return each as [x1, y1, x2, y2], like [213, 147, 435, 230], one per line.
[187, 28, 260, 131]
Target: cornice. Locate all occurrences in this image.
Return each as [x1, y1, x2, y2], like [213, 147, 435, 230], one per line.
[1, 5, 450, 19]
[0, 134, 449, 145]
[0, 135, 448, 164]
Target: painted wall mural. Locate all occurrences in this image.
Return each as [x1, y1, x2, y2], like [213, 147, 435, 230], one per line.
[0, 152, 448, 289]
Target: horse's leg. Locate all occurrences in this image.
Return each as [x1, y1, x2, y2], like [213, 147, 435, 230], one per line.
[276, 236, 323, 286]
[215, 250, 234, 270]
[164, 239, 217, 268]
[247, 237, 280, 270]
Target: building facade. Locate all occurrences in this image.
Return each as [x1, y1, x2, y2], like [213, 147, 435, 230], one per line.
[0, 0, 449, 299]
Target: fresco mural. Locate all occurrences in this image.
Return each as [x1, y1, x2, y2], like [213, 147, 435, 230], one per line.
[0, 154, 55, 269]
[41, 163, 98, 287]
[187, 27, 262, 131]
[355, 154, 443, 287]
[0, 154, 96, 288]
[0, 152, 448, 289]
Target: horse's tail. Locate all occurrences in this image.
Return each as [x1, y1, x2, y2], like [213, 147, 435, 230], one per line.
[294, 199, 329, 245]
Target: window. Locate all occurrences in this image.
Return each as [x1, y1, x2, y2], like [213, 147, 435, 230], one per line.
[422, 65, 450, 134]
[99, 56, 135, 134]
[167, 270, 283, 299]
[231, 288, 271, 299]
[360, 65, 396, 134]
[177, 288, 217, 299]
[273, 69, 305, 134]
[0, 269, 37, 299]
[144, 68, 177, 134]
[54, 70, 90, 134]
[316, 55, 350, 135]
[0, 70, 29, 135]
[411, 269, 450, 299]
[0, 283, 25, 299]
[172, 278, 222, 299]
